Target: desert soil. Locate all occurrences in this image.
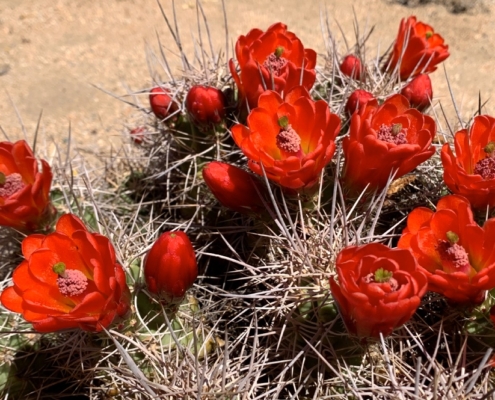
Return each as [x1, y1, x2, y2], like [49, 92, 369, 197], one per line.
[0, 0, 494, 158]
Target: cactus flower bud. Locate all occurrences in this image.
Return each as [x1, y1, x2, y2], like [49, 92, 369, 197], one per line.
[202, 161, 267, 215]
[339, 54, 363, 80]
[149, 87, 179, 120]
[185, 85, 226, 128]
[400, 74, 433, 112]
[345, 89, 374, 116]
[144, 231, 198, 300]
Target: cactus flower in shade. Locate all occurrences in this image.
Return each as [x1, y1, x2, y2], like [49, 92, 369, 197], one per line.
[400, 74, 433, 111]
[441, 115, 495, 211]
[149, 87, 179, 120]
[0, 140, 55, 232]
[231, 86, 341, 191]
[0, 214, 131, 332]
[203, 161, 267, 215]
[342, 94, 436, 197]
[229, 22, 317, 110]
[397, 195, 495, 305]
[329, 243, 428, 338]
[345, 89, 375, 116]
[386, 16, 449, 80]
[144, 231, 198, 300]
[339, 54, 363, 80]
[185, 85, 226, 128]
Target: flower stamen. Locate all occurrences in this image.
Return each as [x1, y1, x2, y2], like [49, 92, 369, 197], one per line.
[474, 156, 495, 180]
[53, 262, 88, 297]
[363, 268, 399, 291]
[377, 124, 408, 145]
[276, 124, 301, 154]
[263, 52, 288, 77]
[0, 173, 26, 198]
[436, 234, 471, 274]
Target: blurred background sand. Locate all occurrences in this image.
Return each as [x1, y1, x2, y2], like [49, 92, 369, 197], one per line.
[0, 0, 494, 157]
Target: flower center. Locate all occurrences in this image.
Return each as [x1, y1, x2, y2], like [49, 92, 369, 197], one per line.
[276, 125, 301, 154]
[363, 268, 399, 291]
[436, 231, 471, 274]
[0, 172, 26, 198]
[376, 123, 408, 145]
[474, 144, 495, 180]
[425, 31, 433, 39]
[262, 47, 288, 77]
[53, 262, 88, 297]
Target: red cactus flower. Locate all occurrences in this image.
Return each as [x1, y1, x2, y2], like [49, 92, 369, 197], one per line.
[0, 140, 55, 232]
[398, 195, 495, 305]
[386, 16, 449, 80]
[342, 94, 436, 197]
[345, 89, 375, 116]
[441, 115, 495, 211]
[229, 22, 317, 110]
[400, 74, 433, 111]
[340, 54, 363, 80]
[185, 85, 226, 128]
[231, 86, 341, 191]
[149, 87, 179, 120]
[0, 214, 131, 332]
[329, 243, 427, 338]
[203, 161, 267, 215]
[144, 231, 197, 300]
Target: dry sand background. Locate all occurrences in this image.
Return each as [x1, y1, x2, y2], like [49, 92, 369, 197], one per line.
[0, 0, 494, 158]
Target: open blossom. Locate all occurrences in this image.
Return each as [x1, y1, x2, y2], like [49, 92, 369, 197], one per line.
[441, 115, 495, 210]
[144, 231, 198, 300]
[386, 16, 449, 80]
[0, 140, 55, 232]
[342, 94, 436, 196]
[330, 243, 427, 338]
[0, 214, 131, 332]
[231, 86, 341, 191]
[398, 195, 495, 305]
[185, 85, 226, 128]
[203, 161, 267, 215]
[229, 22, 316, 110]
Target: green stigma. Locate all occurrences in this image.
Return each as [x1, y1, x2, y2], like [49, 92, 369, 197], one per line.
[0, 172, 5, 185]
[374, 268, 393, 283]
[446, 231, 459, 244]
[274, 46, 285, 58]
[278, 116, 289, 128]
[425, 31, 433, 39]
[484, 142, 495, 154]
[392, 123, 403, 135]
[52, 262, 67, 275]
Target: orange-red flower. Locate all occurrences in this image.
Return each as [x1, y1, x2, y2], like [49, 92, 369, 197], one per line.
[342, 94, 436, 196]
[231, 87, 341, 191]
[203, 161, 267, 215]
[386, 16, 449, 80]
[229, 22, 317, 110]
[144, 231, 197, 300]
[398, 195, 495, 305]
[0, 140, 55, 232]
[149, 87, 179, 120]
[441, 115, 495, 211]
[0, 214, 131, 332]
[185, 85, 226, 128]
[330, 243, 427, 338]
[340, 54, 363, 80]
[400, 74, 433, 112]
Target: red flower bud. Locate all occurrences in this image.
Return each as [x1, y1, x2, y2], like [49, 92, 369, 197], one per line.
[129, 126, 146, 145]
[144, 231, 198, 300]
[149, 87, 179, 120]
[345, 89, 374, 116]
[185, 85, 226, 128]
[339, 54, 363, 80]
[202, 161, 267, 214]
[400, 74, 433, 111]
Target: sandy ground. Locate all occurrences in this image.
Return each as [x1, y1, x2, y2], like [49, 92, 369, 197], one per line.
[0, 0, 494, 158]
